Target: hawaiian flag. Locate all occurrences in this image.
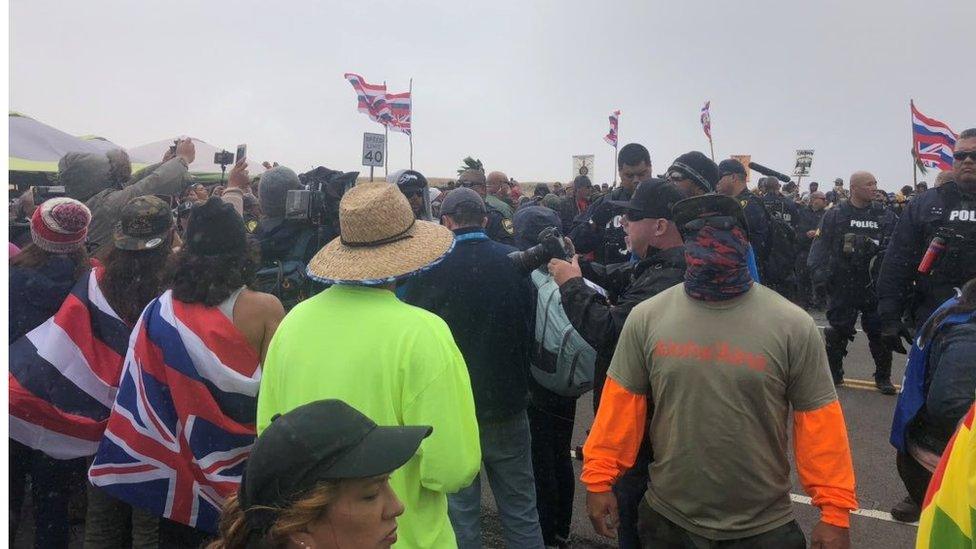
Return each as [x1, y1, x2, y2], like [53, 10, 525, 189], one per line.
[701, 101, 712, 141]
[916, 402, 976, 548]
[912, 100, 957, 171]
[89, 290, 261, 533]
[9, 269, 129, 459]
[604, 110, 620, 147]
[387, 91, 412, 135]
[344, 72, 391, 124]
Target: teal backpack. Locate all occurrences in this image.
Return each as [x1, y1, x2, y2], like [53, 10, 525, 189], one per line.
[530, 270, 596, 397]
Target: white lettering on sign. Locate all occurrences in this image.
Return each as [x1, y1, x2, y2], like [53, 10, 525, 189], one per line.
[850, 220, 880, 229]
[948, 210, 976, 222]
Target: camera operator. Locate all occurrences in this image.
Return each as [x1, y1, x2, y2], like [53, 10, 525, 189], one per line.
[546, 178, 685, 548]
[253, 165, 319, 265]
[391, 169, 434, 220]
[60, 138, 195, 250]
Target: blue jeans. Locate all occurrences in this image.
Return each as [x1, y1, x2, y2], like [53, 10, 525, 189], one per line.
[448, 411, 545, 549]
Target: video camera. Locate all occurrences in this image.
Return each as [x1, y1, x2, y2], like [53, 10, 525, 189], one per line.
[214, 150, 234, 166]
[508, 226, 572, 274]
[285, 167, 359, 240]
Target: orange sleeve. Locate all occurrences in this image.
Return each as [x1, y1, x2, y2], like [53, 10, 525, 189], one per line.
[793, 400, 859, 528]
[580, 377, 647, 493]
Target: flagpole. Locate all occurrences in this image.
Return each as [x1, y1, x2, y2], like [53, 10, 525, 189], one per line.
[911, 99, 918, 186]
[409, 78, 414, 170]
[709, 139, 715, 162]
[612, 143, 618, 186]
[384, 80, 389, 179]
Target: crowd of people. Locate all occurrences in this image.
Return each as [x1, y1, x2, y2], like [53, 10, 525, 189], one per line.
[7, 130, 976, 549]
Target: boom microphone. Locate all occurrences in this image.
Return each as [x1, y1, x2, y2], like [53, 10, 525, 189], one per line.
[748, 162, 792, 183]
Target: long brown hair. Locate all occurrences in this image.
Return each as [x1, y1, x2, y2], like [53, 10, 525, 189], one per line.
[207, 481, 341, 549]
[10, 243, 90, 280]
[921, 278, 976, 345]
[99, 237, 174, 325]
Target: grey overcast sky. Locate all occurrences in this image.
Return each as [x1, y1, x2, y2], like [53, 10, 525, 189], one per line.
[9, 0, 976, 190]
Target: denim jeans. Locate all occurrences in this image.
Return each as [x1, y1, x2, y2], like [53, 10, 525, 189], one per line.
[448, 410, 545, 549]
[527, 386, 577, 546]
[9, 439, 87, 549]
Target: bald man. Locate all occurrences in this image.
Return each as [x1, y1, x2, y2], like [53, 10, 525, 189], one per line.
[486, 171, 515, 219]
[807, 171, 898, 393]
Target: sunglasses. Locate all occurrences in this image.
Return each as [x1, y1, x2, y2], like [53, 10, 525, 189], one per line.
[402, 188, 424, 198]
[953, 150, 976, 162]
[458, 180, 485, 188]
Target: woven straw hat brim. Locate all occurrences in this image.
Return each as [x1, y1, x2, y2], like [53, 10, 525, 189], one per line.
[307, 220, 455, 285]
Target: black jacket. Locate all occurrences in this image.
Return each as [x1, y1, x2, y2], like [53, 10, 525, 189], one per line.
[568, 186, 632, 264]
[560, 246, 686, 361]
[403, 228, 532, 421]
[878, 181, 976, 325]
[908, 320, 976, 454]
[254, 218, 322, 265]
[9, 257, 83, 341]
[736, 189, 770, 261]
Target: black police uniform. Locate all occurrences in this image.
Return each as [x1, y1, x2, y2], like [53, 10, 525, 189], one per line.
[795, 205, 826, 308]
[568, 186, 632, 265]
[878, 181, 976, 330]
[808, 200, 897, 385]
[736, 188, 770, 264]
[485, 204, 516, 246]
[760, 192, 800, 297]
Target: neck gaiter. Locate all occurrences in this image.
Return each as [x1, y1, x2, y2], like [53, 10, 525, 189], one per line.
[683, 225, 753, 301]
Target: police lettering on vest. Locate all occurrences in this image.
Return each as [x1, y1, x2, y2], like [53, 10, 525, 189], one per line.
[948, 209, 976, 222]
[850, 220, 880, 229]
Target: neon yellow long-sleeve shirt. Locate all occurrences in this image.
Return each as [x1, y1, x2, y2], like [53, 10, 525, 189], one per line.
[257, 285, 481, 548]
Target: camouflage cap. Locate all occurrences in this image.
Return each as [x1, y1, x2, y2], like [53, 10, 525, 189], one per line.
[113, 196, 174, 251]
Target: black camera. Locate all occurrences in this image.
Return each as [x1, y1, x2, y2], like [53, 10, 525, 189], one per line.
[32, 185, 67, 204]
[214, 150, 234, 166]
[508, 226, 571, 273]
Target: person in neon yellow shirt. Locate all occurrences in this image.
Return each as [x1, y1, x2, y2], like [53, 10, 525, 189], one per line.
[257, 182, 480, 548]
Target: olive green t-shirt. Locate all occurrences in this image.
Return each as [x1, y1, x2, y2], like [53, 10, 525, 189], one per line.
[608, 283, 836, 540]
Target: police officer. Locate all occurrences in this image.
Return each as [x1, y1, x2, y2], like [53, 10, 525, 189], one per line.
[808, 171, 897, 393]
[877, 128, 976, 350]
[569, 143, 652, 264]
[457, 168, 515, 245]
[795, 191, 828, 308]
[716, 158, 770, 262]
[761, 177, 800, 228]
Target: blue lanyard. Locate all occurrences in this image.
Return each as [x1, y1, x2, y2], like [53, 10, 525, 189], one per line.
[455, 231, 489, 243]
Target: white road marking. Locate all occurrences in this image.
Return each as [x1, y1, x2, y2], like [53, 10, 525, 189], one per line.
[789, 494, 917, 526]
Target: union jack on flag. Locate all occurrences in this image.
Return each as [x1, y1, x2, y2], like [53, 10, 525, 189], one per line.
[344, 72, 391, 124]
[604, 110, 620, 147]
[89, 290, 261, 533]
[912, 100, 957, 171]
[701, 101, 712, 141]
[387, 91, 411, 135]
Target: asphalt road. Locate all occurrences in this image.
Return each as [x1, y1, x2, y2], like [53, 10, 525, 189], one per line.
[479, 308, 921, 549]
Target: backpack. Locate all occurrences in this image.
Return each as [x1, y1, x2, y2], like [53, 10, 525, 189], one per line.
[529, 270, 596, 397]
[253, 230, 315, 311]
[761, 200, 798, 284]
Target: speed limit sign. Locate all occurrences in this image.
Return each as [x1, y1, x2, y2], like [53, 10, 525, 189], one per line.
[362, 133, 385, 167]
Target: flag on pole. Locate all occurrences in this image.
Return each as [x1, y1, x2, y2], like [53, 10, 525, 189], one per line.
[604, 110, 620, 147]
[912, 101, 957, 171]
[344, 73, 390, 124]
[387, 91, 412, 135]
[701, 101, 712, 141]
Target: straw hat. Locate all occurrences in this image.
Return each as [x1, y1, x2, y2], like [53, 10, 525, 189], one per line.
[307, 182, 455, 285]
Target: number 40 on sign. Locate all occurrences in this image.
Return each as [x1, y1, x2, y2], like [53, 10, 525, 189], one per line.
[362, 133, 385, 167]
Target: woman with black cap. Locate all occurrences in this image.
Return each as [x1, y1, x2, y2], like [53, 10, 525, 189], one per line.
[208, 399, 431, 549]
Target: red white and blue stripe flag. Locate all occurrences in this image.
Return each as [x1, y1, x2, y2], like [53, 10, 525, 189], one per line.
[89, 290, 261, 533]
[604, 110, 620, 147]
[387, 91, 412, 135]
[9, 269, 129, 460]
[344, 72, 390, 124]
[912, 100, 957, 171]
[701, 101, 712, 141]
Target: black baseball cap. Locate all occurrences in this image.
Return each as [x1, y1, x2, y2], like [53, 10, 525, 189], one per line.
[239, 400, 431, 523]
[440, 187, 486, 216]
[672, 194, 748, 233]
[113, 196, 174, 251]
[608, 178, 683, 220]
[717, 159, 747, 178]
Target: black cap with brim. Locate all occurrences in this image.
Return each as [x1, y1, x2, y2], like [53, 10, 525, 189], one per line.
[672, 194, 748, 232]
[239, 400, 432, 521]
[608, 178, 683, 220]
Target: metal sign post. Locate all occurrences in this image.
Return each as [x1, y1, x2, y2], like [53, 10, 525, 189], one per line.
[362, 132, 386, 182]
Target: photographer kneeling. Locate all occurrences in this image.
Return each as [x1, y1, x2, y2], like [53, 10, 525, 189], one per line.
[546, 178, 686, 549]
